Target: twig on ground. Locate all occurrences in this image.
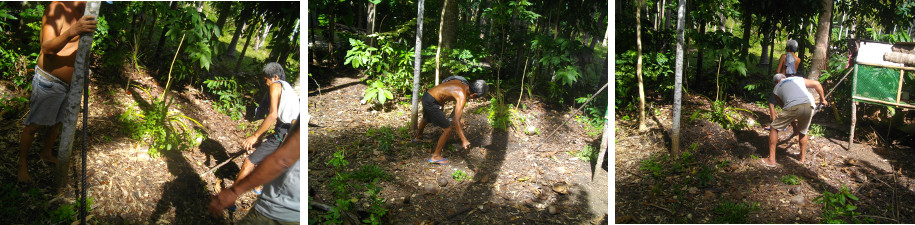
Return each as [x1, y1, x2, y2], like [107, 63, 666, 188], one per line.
[201, 150, 247, 176]
[647, 203, 673, 214]
[855, 215, 898, 223]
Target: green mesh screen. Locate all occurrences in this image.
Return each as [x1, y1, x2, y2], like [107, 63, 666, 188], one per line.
[854, 64, 901, 102]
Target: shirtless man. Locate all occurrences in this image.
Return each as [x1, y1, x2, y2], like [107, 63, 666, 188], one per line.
[18, 1, 97, 182]
[413, 76, 488, 165]
[767, 39, 802, 133]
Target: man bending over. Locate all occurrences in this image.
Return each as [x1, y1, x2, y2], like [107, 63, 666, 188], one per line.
[413, 76, 488, 165]
[762, 73, 827, 167]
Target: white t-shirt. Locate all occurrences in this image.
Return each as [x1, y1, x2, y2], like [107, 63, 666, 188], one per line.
[774, 77, 815, 109]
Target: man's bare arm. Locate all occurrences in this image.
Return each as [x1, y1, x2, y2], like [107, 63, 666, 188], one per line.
[804, 79, 827, 106]
[243, 83, 281, 150]
[776, 55, 787, 74]
[40, 3, 96, 55]
[453, 93, 470, 148]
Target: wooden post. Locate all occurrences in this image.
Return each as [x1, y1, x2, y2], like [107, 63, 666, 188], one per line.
[56, 1, 100, 190]
[849, 101, 856, 151]
[898, 69, 905, 103]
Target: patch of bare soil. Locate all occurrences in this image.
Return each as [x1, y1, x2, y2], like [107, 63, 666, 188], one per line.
[615, 95, 915, 223]
[1, 58, 271, 224]
[307, 67, 608, 224]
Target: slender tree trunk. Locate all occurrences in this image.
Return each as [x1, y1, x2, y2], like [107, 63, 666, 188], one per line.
[227, 21, 244, 58]
[235, 22, 257, 72]
[411, 0, 425, 131]
[434, 0, 457, 85]
[146, 4, 158, 42]
[673, 0, 686, 154]
[155, 2, 177, 58]
[637, 0, 647, 131]
[368, 2, 376, 46]
[740, 1, 751, 60]
[809, 0, 833, 82]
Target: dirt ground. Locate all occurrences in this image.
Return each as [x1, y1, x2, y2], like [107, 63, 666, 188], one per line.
[615, 94, 915, 223]
[0, 57, 281, 224]
[306, 65, 609, 224]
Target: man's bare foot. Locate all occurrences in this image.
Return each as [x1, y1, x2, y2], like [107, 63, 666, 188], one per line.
[17, 167, 32, 183]
[40, 152, 57, 164]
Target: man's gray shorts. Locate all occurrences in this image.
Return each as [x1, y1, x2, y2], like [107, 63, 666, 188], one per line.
[24, 66, 70, 126]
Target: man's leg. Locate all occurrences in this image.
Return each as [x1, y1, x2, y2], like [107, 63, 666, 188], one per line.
[765, 128, 778, 166]
[18, 124, 40, 182]
[430, 127, 453, 163]
[40, 123, 61, 163]
[798, 133, 808, 163]
[236, 158, 256, 183]
[414, 118, 427, 141]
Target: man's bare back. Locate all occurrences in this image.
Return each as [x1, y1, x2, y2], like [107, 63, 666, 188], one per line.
[37, 1, 96, 83]
[426, 80, 470, 104]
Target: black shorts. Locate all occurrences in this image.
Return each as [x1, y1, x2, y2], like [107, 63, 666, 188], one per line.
[247, 123, 290, 165]
[422, 92, 451, 128]
[441, 75, 469, 85]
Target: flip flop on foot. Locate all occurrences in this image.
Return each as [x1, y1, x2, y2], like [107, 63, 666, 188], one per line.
[428, 158, 450, 165]
[253, 186, 263, 195]
[758, 159, 776, 168]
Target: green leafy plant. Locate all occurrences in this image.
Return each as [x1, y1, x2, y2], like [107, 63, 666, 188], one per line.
[203, 76, 248, 120]
[325, 148, 352, 224]
[452, 170, 470, 181]
[361, 80, 394, 105]
[713, 201, 760, 223]
[352, 164, 392, 182]
[639, 155, 665, 177]
[485, 90, 518, 130]
[51, 198, 94, 224]
[118, 88, 206, 157]
[570, 145, 596, 162]
[782, 174, 803, 185]
[694, 100, 754, 130]
[362, 178, 388, 225]
[814, 185, 873, 223]
[809, 124, 825, 137]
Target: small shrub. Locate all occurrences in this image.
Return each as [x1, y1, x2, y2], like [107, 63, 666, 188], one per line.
[352, 164, 392, 182]
[452, 170, 470, 181]
[781, 174, 802, 185]
[713, 201, 760, 223]
[809, 124, 825, 137]
[203, 76, 248, 121]
[570, 145, 596, 162]
[814, 185, 873, 223]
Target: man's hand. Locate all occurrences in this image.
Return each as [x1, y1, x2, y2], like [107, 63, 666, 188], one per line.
[68, 15, 98, 37]
[820, 99, 829, 107]
[462, 140, 470, 150]
[208, 187, 238, 217]
[242, 136, 259, 151]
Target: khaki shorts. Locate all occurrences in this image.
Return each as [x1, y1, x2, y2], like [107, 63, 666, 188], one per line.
[771, 104, 814, 134]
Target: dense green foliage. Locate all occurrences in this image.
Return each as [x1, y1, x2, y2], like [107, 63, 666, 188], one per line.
[814, 185, 873, 223]
[313, 0, 608, 127]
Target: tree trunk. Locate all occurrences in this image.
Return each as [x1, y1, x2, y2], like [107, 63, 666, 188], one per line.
[155, 2, 177, 58]
[235, 22, 257, 72]
[227, 21, 245, 58]
[809, 0, 833, 82]
[740, 1, 751, 60]
[215, 2, 230, 32]
[434, 0, 458, 85]
[368, 2, 376, 46]
[278, 23, 299, 66]
[760, 22, 772, 65]
[411, 0, 425, 131]
[637, 0, 647, 131]
[254, 23, 271, 51]
[673, 0, 686, 154]
[146, 4, 159, 42]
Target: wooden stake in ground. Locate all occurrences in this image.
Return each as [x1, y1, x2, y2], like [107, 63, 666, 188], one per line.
[56, 1, 100, 191]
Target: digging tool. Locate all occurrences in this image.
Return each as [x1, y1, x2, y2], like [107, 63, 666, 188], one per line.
[201, 150, 248, 177]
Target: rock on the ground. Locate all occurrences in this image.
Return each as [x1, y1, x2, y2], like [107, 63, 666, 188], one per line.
[552, 182, 569, 195]
[702, 190, 716, 201]
[548, 205, 559, 215]
[423, 184, 439, 194]
[789, 186, 802, 195]
[790, 195, 805, 205]
[438, 177, 449, 187]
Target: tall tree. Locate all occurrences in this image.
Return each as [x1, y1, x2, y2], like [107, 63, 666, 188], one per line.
[808, 0, 833, 82]
[637, 0, 647, 131]
[411, 0, 425, 131]
[434, 0, 458, 84]
[235, 20, 259, 72]
[672, 0, 686, 154]
[226, 5, 253, 58]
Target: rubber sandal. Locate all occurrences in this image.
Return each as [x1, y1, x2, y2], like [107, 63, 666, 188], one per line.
[758, 159, 776, 168]
[428, 158, 449, 165]
[253, 187, 262, 195]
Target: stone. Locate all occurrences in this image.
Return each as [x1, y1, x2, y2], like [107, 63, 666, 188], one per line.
[552, 182, 569, 195]
[548, 205, 559, 215]
[423, 184, 439, 195]
[702, 190, 716, 201]
[688, 187, 699, 195]
[789, 186, 802, 195]
[438, 177, 450, 187]
[790, 195, 805, 205]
